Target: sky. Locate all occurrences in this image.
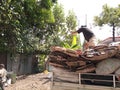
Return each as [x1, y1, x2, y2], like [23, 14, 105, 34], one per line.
[58, 0, 120, 41]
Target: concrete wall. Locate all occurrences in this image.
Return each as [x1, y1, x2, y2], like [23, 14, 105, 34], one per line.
[7, 54, 33, 75]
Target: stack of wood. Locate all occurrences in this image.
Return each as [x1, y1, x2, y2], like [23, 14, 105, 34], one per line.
[47, 42, 120, 81]
[48, 46, 96, 73]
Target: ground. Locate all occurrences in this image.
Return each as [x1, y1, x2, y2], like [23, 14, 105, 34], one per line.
[5, 73, 51, 90]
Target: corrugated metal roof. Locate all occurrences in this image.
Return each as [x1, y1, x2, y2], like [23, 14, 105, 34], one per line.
[99, 37, 120, 45]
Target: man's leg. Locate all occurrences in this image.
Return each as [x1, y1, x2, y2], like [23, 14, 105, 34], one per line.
[88, 37, 97, 48]
[83, 41, 89, 50]
[0, 82, 4, 90]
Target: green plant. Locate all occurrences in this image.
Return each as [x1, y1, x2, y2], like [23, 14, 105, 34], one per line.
[62, 35, 81, 50]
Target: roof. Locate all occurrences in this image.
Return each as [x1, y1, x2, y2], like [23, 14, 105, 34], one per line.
[99, 37, 120, 45]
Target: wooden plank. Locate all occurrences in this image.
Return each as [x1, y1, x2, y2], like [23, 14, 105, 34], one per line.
[49, 65, 79, 83]
[49, 55, 67, 61]
[49, 62, 65, 68]
[75, 65, 95, 73]
[51, 82, 120, 90]
[50, 46, 79, 57]
[65, 61, 86, 67]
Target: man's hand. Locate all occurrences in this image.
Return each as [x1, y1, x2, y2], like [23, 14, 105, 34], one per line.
[71, 31, 77, 35]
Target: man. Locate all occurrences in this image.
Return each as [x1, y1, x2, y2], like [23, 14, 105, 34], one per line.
[0, 64, 7, 90]
[71, 26, 97, 49]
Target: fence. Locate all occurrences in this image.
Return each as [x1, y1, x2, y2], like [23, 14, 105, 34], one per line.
[51, 72, 120, 90]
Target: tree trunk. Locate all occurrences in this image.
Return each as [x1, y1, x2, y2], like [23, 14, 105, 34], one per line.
[112, 23, 115, 42]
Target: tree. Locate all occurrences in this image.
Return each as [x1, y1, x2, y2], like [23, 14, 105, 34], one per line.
[0, 0, 57, 54]
[66, 10, 77, 30]
[94, 4, 120, 41]
[64, 10, 81, 49]
[45, 3, 66, 47]
[66, 10, 77, 44]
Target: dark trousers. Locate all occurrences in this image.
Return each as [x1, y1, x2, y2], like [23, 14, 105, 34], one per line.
[0, 77, 4, 90]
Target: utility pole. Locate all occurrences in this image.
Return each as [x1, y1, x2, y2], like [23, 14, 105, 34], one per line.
[85, 14, 87, 27]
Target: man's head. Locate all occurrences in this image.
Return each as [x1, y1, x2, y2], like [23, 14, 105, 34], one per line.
[0, 64, 5, 69]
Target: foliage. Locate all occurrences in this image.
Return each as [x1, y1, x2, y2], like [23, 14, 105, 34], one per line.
[0, 0, 57, 54]
[94, 4, 120, 27]
[44, 3, 66, 47]
[66, 10, 77, 30]
[34, 3, 67, 71]
[0, 0, 80, 71]
[65, 10, 77, 44]
[63, 10, 81, 50]
[37, 54, 47, 72]
[62, 35, 81, 50]
[94, 4, 120, 41]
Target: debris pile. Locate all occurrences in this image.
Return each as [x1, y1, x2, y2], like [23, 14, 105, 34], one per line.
[47, 42, 120, 80]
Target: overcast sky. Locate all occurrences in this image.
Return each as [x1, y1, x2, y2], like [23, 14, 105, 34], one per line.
[58, 0, 120, 26]
[58, 0, 120, 40]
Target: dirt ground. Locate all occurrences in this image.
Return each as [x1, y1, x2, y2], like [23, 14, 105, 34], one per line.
[5, 73, 51, 90]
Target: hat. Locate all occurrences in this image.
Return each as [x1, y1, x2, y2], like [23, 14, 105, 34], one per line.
[81, 25, 87, 28]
